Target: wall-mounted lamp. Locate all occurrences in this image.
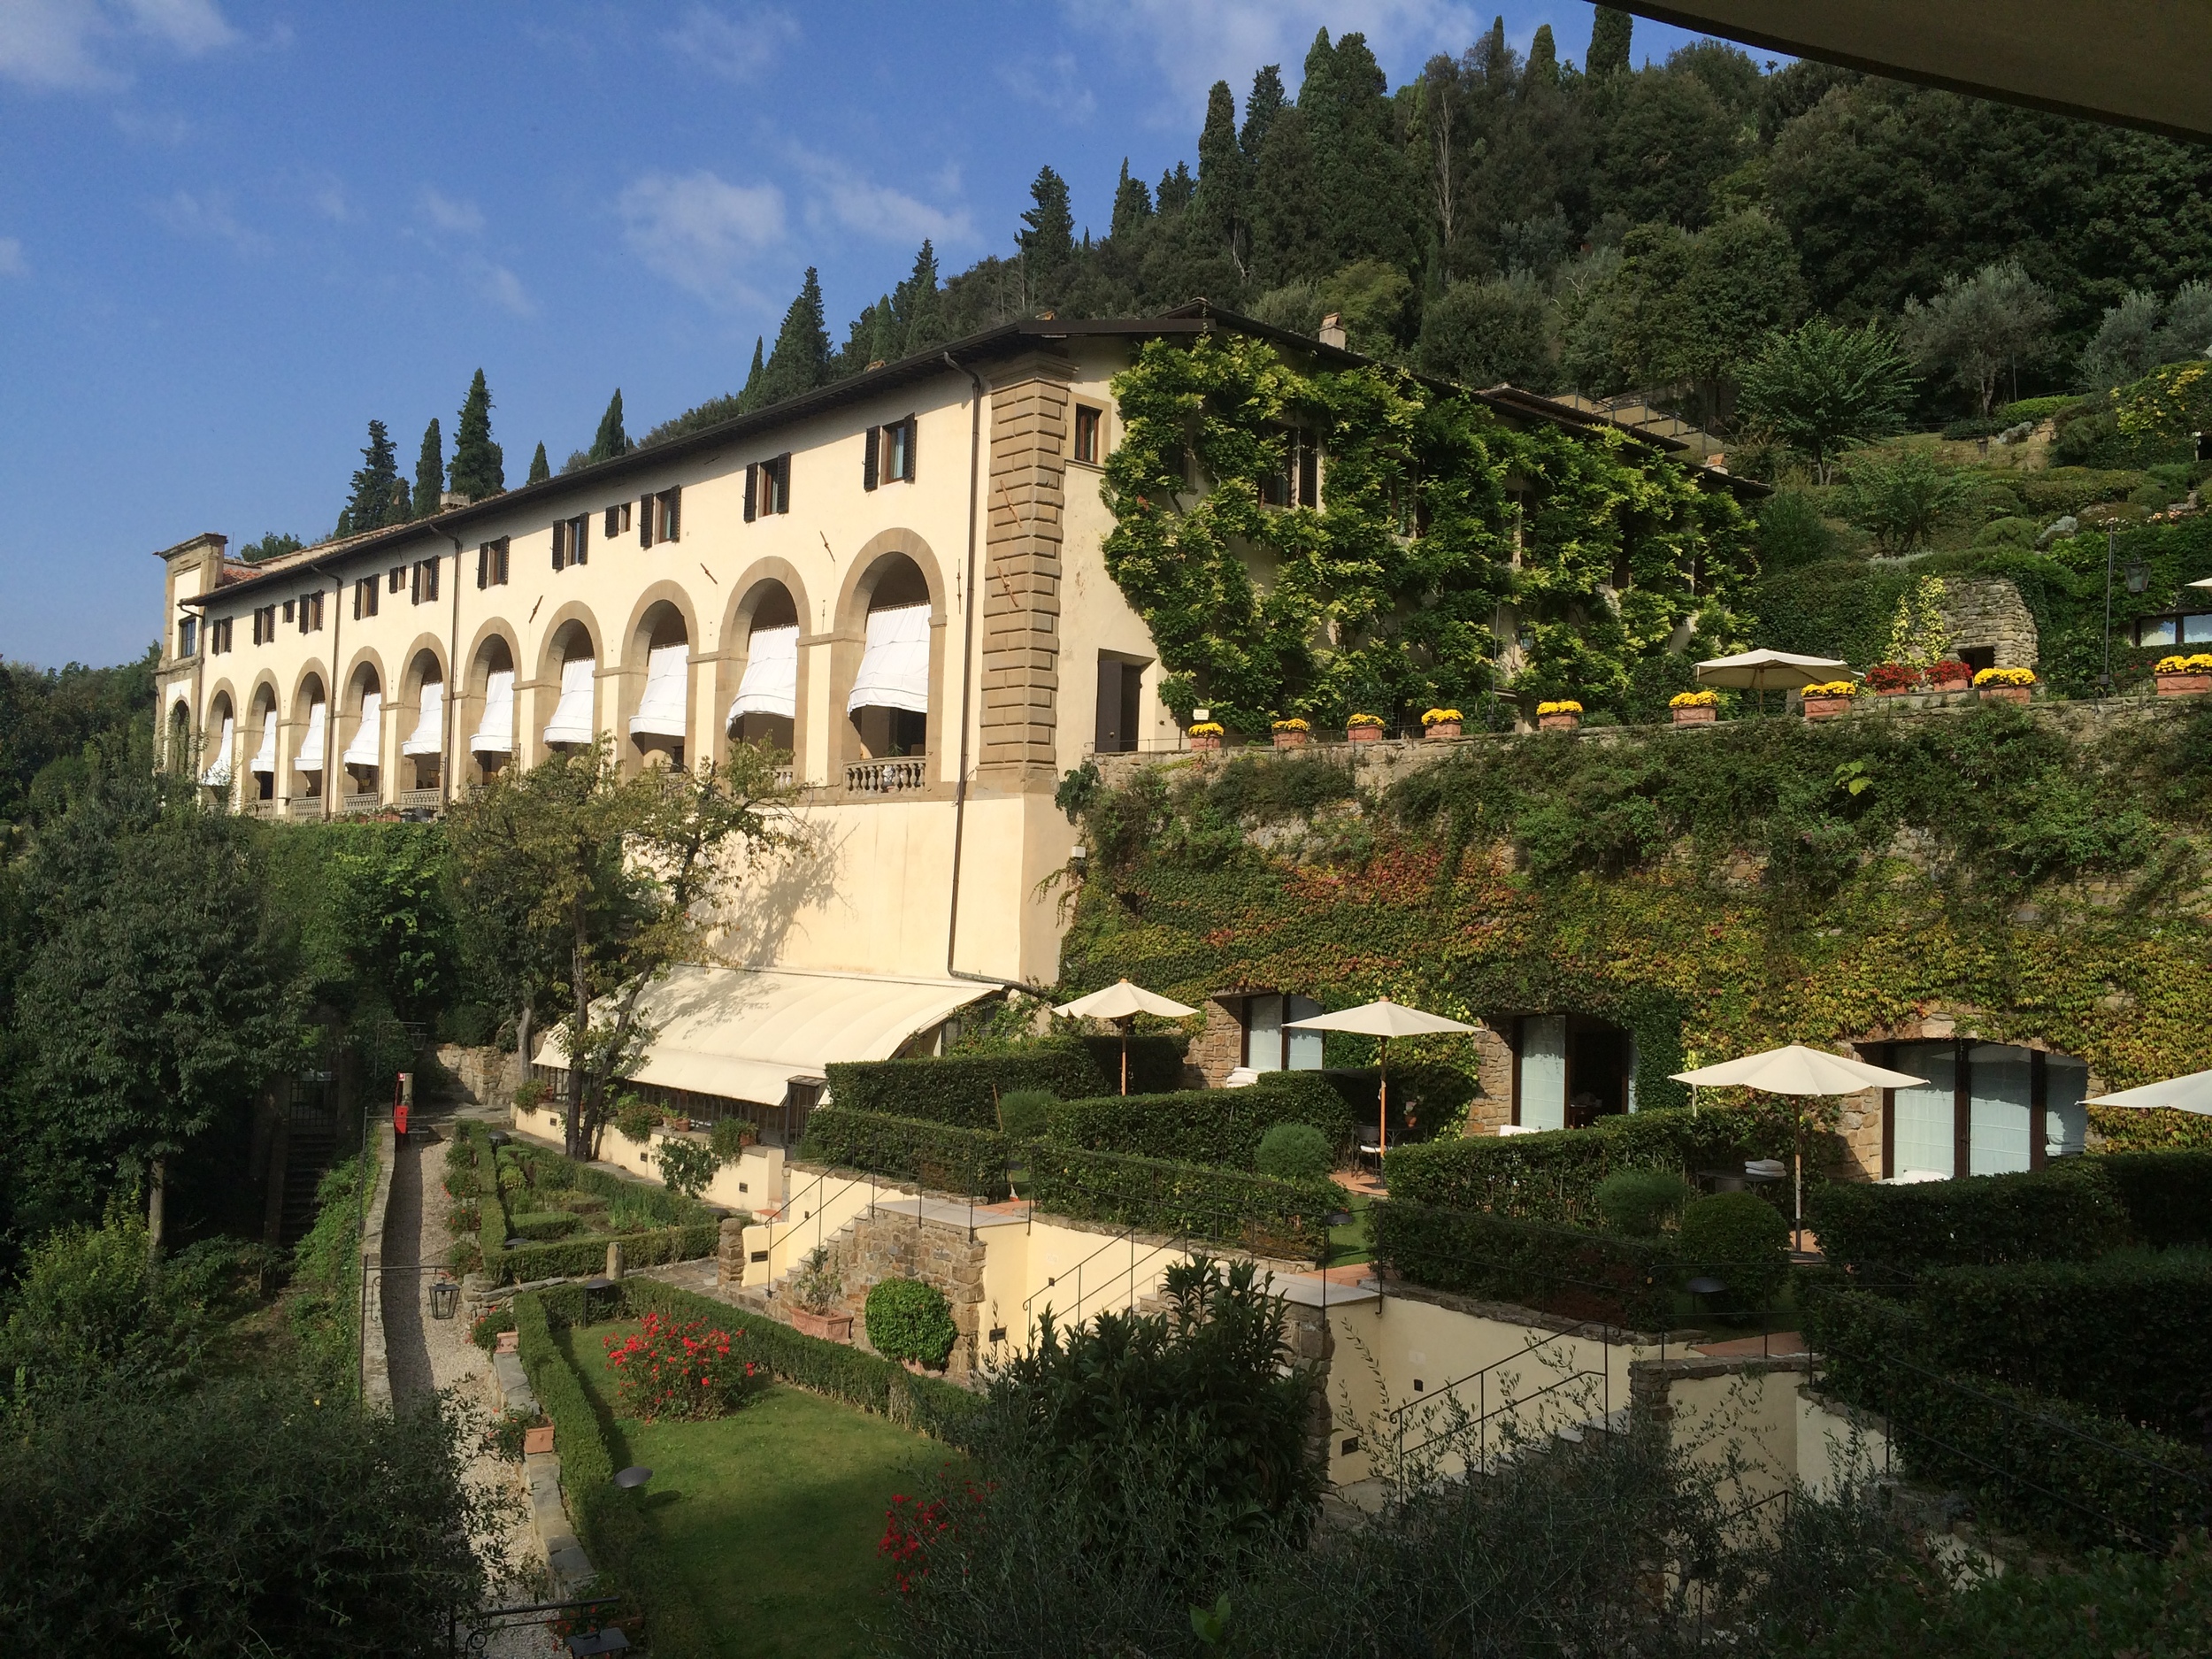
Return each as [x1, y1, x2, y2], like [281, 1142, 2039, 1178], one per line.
[2125, 559, 2151, 595]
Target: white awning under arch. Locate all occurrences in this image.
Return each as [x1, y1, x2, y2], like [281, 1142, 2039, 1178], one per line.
[630, 642, 690, 738]
[201, 716, 234, 787]
[729, 624, 798, 724]
[846, 603, 930, 715]
[403, 680, 444, 757]
[544, 656, 596, 746]
[471, 670, 514, 754]
[533, 964, 991, 1107]
[296, 700, 327, 772]
[342, 691, 382, 768]
[250, 709, 278, 774]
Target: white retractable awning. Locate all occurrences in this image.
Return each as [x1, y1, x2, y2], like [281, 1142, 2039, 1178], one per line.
[729, 624, 798, 724]
[847, 604, 930, 715]
[250, 709, 278, 774]
[630, 642, 690, 738]
[544, 657, 595, 746]
[403, 680, 444, 757]
[533, 963, 991, 1106]
[296, 701, 326, 772]
[342, 692, 382, 768]
[201, 716, 234, 787]
[471, 670, 514, 754]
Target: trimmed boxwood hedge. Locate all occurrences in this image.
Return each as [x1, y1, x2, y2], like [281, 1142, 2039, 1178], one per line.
[796, 1106, 1011, 1200]
[1074, 1033, 1190, 1096]
[1045, 1075, 1357, 1167]
[1025, 1143, 1335, 1261]
[1371, 1198, 1677, 1331]
[456, 1120, 721, 1286]
[1809, 1159, 2137, 1285]
[1381, 1106, 1789, 1227]
[2096, 1150, 2212, 1248]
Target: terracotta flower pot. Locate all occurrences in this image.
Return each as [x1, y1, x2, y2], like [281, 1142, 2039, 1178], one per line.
[1423, 720, 1462, 741]
[1272, 729, 1310, 749]
[1537, 712, 1580, 732]
[1978, 685, 2032, 706]
[1347, 725, 1384, 743]
[1671, 705, 1716, 726]
[789, 1307, 853, 1342]
[1801, 695, 1855, 721]
[1873, 685, 1918, 697]
[2154, 672, 2211, 698]
[1187, 733, 1221, 752]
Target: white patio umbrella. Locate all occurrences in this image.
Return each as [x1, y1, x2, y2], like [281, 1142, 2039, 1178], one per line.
[1053, 979, 1197, 1094]
[1671, 1044, 1927, 1251]
[1694, 649, 1852, 716]
[1286, 998, 1477, 1157]
[2085, 1067, 2212, 1116]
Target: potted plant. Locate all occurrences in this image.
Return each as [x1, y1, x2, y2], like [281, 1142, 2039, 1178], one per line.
[1801, 680, 1860, 720]
[1670, 689, 1718, 726]
[1347, 712, 1386, 743]
[785, 1247, 851, 1341]
[1864, 662, 1920, 696]
[2153, 652, 2212, 696]
[1925, 659, 1973, 693]
[1187, 720, 1224, 753]
[1536, 699, 1583, 732]
[1271, 717, 1310, 750]
[1972, 665, 2036, 705]
[1421, 707, 1463, 740]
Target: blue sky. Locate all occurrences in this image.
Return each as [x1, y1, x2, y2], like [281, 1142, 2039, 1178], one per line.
[0, 1, 1722, 669]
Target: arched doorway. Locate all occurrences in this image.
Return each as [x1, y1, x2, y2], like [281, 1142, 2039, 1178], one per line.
[402, 649, 445, 795]
[340, 663, 383, 806]
[467, 636, 516, 782]
[727, 581, 799, 755]
[542, 620, 598, 753]
[628, 602, 691, 770]
[202, 691, 235, 799]
[846, 555, 930, 764]
[293, 674, 328, 803]
[247, 685, 280, 803]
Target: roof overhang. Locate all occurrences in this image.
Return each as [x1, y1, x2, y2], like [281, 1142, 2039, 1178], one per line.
[1620, 2, 2212, 144]
[532, 964, 993, 1106]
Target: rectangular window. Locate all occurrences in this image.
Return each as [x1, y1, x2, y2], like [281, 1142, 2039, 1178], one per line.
[305, 591, 325, 633]
[1073, 404, 1102, 465]
[604, 501, 633, 540]
[282, 598, 296, 625]
[1094, 656, 1144, 753]
[178, 617, 198, 657]
[254, 605, 276, 643]
[388, 565, 406, 595]
[353, 575, 379, 619]
[639, 488, 680, 547]
[745, 456, 790, 520]
[2139, 611, 2212, 647]
[864, 420, 917, 491]
[411, 557, 440, 604]
[1259, 428, 1319, 509]
[552, 513, 589, 570]
[476, 537, 510, 588]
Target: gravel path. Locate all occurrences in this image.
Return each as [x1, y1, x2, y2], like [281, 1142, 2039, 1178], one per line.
[382, 1132, 433, 1403]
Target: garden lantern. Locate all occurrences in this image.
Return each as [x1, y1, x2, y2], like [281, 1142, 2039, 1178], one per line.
[429, 1276, 459, 1320]
[614, 1465, 653, 1489]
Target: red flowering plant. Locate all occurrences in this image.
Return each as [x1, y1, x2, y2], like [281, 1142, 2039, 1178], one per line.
[603, 1312, 762, 1421]
[879, 1468, 993, 1595]
[1925, 658, 1972, 689]
[1863, 662, 1920, 694]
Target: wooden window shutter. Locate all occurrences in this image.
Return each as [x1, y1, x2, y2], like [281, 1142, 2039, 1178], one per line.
[476, 546, 487, 588]
[902, 416, 916, 483]
[863, 426, 879, 491]
[640, 494, 655, 548]
[604, 505, 618, 540]
[1298, 434, 1318, 509]
[575, 514, 588, 565]
[664, 488, 680, 541]
[551, 521, 566, 571]
[744, 464, 757, 523]
[775, 453, 790, 513]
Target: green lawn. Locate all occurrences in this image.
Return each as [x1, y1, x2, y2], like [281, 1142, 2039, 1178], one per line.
[1326, 1186, 1376, 1266]
[571, 1319, 954, 1659]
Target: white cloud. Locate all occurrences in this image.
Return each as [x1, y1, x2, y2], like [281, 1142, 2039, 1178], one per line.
[618, 168, 786, 303]
[152, 187, 270, 256]
[0, 0, 235, 90]
[0, 238, 26, 276]
[999, 51, 1098, 125]
[419, 188, 485, 235]
[789, 148, 973, 249]
[664, 4, 799, 84]
[465, 255, 535, 318]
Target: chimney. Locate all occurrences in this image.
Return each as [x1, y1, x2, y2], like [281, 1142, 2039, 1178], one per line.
[441, 490, 472, 511]
[1317, 312, 1347, 349]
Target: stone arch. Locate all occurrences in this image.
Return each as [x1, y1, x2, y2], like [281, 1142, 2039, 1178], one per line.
[715, 557, 811, 771]
[203, 680, 239, 801]
[243, 672, 282, 803]
[459, 621, 521, 786]
[288, 663, 330, 803]
[617, 581, 701, 771]
[337, 647, 388, 805]
[531, 601, 604, 764]
[396, 636, 449, 795]
[830, 528, 949, 778]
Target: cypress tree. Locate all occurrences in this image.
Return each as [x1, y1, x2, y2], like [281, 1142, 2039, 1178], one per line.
[735, 337, 766, 412]
[1109, 160, 1153, 242]
[754, 269, 831, 408]
[1241, 65, 1286, 162]
[1248, 105, 1326, 288]
[1525, 23, 1559, 88]
[411, 419, 443, 516]
[526, 442, 550, 485]
[588, 390, 632, 463]
[448, 369, 504, 500]
[342, 419, 401, 534]
[1018, 166, 1075, 308]
[1156, 161, 1195, 216]
[891, 241, 941, 354]
[1588, 7, 1632, 78]
[1193, 81, 1247, 267]
[866, 296, 901, 365]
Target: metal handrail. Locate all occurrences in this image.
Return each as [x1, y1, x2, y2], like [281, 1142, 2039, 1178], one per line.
[1394, 1365, 1611, 1495]
[1386, 1315, 1624, 1433]
[1022, 1219, 1192, 1317]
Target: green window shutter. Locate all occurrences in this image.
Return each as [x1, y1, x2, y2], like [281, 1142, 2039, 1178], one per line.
[864, 426, 879, 491]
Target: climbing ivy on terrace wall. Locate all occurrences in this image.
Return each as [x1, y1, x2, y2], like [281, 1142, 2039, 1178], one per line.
[1100, 334, 1758, 732]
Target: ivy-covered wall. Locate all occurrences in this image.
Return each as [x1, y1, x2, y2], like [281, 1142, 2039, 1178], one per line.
[1056, 702, 2212, 1176]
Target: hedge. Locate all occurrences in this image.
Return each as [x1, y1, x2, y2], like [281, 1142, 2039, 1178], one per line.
[1805, 1287, 2212, 1551]
[1025, 1144, 1336, 1261]
[492, 1223, 719, 1286]
[2095, 1150, 2212, 1248]
[457, 1121, 719, 1286]
[1046, 1075, 1357, 1167]
[825, 1047, 1105, 1128]
[1073, 1033, 1190, 1096]
[1809, 1160, 2137, 1286]
[796, 1107, 1011, 1201]
[1371, 1199, 1677, 1332]
[1381, 1106, 1789, 1227]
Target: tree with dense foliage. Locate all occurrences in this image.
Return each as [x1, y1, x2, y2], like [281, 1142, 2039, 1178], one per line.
[1587, 6, 1632, 79]
[753, 270, 833, 409]
[588, 389, 633, 462]
[238, 530, 303, 564]
[1901, 261, 2059, 416]
[447, 368, 504, 500]
[1736, 318, 1917, 481]
[443, 738, 794, 1159]
[340, 419, 403, 537]
[1419, 274, 1554, 388]
[2078, 280, 2212, 390]
[411, 419, 442, 515]
[0, 649, 157, 829]
[525, 442, 549, 486]
[1018, 165, 1076, 310]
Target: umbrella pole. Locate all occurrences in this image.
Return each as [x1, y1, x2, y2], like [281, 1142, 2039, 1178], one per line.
[1379, 1040, 1389, 1162]
[1121, 1020, 1130, 1096]
[1793, 1098, 1804, 1253]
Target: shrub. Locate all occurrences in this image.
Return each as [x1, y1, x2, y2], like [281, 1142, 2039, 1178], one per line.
[470, 1306, 516, 1354]
[1594, 1168, 1693, 1237]
[995, 1088, 1061, 1142]
[824, 1045, 1107, 1128]
[865, 1278, 958, 1369]
[1755, 488, 1845, 570]
[603, 1310, 764, 1420]
[1678, 1192, 1789, 1306]
[2094, 1149, 2212, 1247]
[613, 1097, 657, 1145]
[707, 1117, 757, 1161]
[1973, 515, 2038, 547]
[488, 1405, 541, 1462]
[1997, 393, 2078, 425]
[1372, 1200, 1676, 1329]
[1048, 1080, 1356, 1169]
[1836, 449, 1970, 553]
[787, 1246, 841, 1315]
[797, 1107, 1011, 1200]
[655, 1136, 718, 1199]
[1256, 1122, 1332, 1182]
[506, 1210, 580, 1242]
[1026, 1145, 1336, 1261]
[1809, 1159, 2132, 1286]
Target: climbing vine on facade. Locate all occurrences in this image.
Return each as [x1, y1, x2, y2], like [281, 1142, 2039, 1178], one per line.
[1099, 334, 1758, 732]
